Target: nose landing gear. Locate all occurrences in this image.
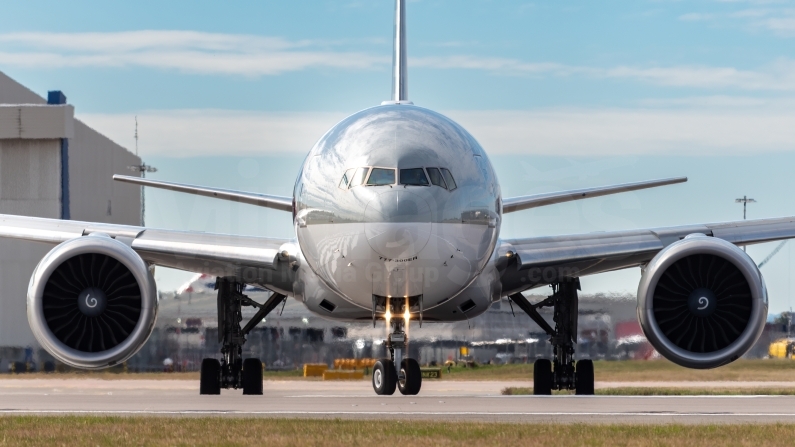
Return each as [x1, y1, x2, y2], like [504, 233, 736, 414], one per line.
[373, 312, 422, 396]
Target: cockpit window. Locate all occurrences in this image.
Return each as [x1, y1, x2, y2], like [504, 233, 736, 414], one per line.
[426, 168, 447, 189]
[440, 168, 457, 191]
[339, 168, 355, 189]
[350, 167, 369, 187]
[367, 168, 395, 186]
[400, 168, 429, 186]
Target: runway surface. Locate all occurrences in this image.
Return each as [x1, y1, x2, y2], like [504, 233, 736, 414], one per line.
[2, 378, 795, 423]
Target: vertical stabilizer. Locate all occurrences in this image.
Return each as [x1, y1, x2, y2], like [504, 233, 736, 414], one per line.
[383, 0, 413, 105]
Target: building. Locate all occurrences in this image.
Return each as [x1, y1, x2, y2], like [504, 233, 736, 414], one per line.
[0, 71, 142, 363]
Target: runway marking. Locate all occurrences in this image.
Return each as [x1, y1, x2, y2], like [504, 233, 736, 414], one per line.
[282, 394, 790, 399]
[1, 410, 795, 417]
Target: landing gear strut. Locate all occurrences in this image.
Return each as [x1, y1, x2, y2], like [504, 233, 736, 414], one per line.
[200, 277, 286, 395]
[373, 300, 422, 396]
[509, 279, 594, 395]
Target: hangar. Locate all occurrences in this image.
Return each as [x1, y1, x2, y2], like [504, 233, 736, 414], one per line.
[0, 71, 142, 368]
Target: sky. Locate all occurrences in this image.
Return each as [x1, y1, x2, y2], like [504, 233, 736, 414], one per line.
[3, 0, 795, 312]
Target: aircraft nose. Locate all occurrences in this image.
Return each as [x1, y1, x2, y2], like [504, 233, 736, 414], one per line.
[364, 190, 432, 260]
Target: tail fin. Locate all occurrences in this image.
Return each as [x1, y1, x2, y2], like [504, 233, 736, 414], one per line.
[383, 0, 413, 105]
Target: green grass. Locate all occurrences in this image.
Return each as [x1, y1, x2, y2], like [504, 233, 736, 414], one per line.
[0, 417, 794, 446]
[441, 358, 795, 382]
[502, 387, 795, 396]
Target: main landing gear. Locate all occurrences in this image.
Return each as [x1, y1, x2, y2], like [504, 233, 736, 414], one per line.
[373, 310, 422, 396]
[509, 279, 595, 395]
[200, 277, 286, 396]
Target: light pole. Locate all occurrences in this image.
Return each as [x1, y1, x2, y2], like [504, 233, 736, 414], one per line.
[127, 117, 158, 225]
[735, 195, 756, 251]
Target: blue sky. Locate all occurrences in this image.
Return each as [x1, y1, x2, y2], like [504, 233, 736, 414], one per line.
[3, 0, 795, 311]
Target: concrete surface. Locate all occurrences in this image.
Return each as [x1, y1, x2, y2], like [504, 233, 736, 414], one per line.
[1, 379, 795, 423]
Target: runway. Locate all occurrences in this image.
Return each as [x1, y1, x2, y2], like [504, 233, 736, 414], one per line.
[2, 379, 795, 423]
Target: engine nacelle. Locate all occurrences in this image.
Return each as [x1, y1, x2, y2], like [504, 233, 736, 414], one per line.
[637, 234, 767, 369]
[27, 234, 158, 369]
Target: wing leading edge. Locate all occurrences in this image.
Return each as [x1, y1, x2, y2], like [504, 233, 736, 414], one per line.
[0, 214, 296, 293]
[498, 216, 795, 296]
[502, 177, 687, 213]
[113, 175, 293, 212]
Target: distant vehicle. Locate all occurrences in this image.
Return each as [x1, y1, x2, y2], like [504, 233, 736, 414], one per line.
[769, 338, 795, 359]
[0, 0, 784, 397]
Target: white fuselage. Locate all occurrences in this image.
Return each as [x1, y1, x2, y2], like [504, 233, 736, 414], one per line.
[290, 105, 503, 322]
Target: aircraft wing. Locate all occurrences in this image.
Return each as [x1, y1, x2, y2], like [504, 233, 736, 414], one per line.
[113, 175, 293, 212]
[502, 177, 687, 213]
[0, 214, 296, 292]
[498, 216, 795, 296]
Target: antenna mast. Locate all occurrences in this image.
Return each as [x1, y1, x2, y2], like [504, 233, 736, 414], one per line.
[135, 116, 139, 156]
[127, 117, 158, 226]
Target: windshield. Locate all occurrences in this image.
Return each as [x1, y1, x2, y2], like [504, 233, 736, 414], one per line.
[440, 168, 457, 190]
[400, 168, 429, 186]
[367, 168, 396, 186]
[350, 167, 369, 187]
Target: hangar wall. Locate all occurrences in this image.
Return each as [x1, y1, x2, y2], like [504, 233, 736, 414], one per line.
[0, 71, 142, 353]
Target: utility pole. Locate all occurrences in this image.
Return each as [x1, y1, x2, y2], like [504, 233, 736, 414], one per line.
[735, 195, 756, 251]
[127, 117, 158, 226]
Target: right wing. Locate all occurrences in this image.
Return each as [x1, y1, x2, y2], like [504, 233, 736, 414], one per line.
[0, 214, 297, 293]
[113, 175, 293, 212]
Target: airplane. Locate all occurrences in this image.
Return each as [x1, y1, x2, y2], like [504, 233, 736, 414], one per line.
[0, 0, 790, 396]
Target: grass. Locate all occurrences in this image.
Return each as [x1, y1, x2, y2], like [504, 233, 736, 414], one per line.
[440, 358, 795, 382]
[502, 387, 795, 396]
[0, 417, 794, 446]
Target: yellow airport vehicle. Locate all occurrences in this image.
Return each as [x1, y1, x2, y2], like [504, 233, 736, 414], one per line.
[768, 338, 795, 359]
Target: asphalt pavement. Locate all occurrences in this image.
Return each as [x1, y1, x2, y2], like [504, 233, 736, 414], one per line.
[1, 378, 794, 423]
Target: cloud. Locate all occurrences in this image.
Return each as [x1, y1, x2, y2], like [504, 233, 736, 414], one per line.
[3, 31, 795, 91]
[450, 107, 795, 156]
[679, 3, 795, 37]
[80, 109, 348, 158]
[0, 31, 387, 76]
[415, 55, 795, 91]
[763, 16, 795, 34]
[80, 103, 795, 158]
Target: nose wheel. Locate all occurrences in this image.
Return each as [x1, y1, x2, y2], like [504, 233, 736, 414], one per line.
[372, 359, 397, 395]
[373, 311, 423, 396]
[397, 358, 422, 395]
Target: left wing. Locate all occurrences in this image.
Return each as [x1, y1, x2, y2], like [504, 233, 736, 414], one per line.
[0, 214, 296, 292]
[502, 177, 687, 213]
[498, 216, 795, 296]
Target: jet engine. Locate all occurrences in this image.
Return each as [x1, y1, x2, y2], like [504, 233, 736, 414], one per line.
[637, 234, 767, 369]
[27, 234, 158, 369]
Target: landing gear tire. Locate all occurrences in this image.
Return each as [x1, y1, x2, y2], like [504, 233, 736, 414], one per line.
[242, 358, 263, 395]
[397, 358, 422, 395]
[575, 359, 594, 395]
[372, 359, 397, 396]
[200, 358, 221, 395]
[533, 359, 552, 395]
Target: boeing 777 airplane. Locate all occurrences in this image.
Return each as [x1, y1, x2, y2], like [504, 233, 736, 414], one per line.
[0, 1, 790, 396]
